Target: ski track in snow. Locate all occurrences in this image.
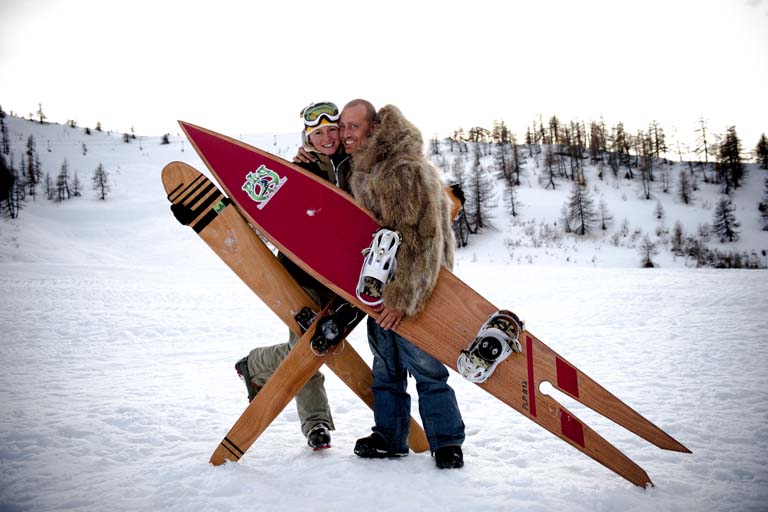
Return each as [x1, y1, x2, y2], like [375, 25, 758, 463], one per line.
[1, 117, 767, 511]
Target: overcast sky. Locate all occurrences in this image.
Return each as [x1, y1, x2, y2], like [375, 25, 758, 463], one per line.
[1, 0, 766, 149]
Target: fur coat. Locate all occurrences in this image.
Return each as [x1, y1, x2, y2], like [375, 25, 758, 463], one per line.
[349, 105, 455, 317]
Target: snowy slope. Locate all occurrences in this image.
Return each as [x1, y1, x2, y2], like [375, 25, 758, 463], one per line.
[1, 117, 767, 511]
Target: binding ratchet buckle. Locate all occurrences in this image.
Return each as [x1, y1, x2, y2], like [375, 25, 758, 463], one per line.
[355, 228, 401, 307]
[457, 310, 523, 383]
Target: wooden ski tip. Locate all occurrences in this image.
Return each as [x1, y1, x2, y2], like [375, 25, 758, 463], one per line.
[656, 431, 692, 454]
[210, 438, 243, 466]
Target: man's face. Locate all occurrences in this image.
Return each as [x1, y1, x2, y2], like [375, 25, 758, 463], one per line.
[339, 104, 371, 155]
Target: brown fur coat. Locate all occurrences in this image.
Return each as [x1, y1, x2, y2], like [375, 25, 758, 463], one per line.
[349, 105, 455, 317]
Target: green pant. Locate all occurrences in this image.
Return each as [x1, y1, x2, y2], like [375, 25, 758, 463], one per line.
[245, 288, 334, 437]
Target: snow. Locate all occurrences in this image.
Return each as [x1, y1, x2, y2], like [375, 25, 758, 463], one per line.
[1, 117, 767, 511]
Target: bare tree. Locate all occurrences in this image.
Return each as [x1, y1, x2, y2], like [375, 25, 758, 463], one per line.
[36, 103, 47, 124]
[694, 116, 711, 164]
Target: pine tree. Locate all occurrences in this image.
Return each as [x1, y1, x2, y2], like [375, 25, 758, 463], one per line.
[504, 184, 519, 218]
[639, 130, 653, 199]
[0, 105, 9, 155]
[44, 172, 54, 200]
[464, 143, 496, 233]
[638, 235, 659, 267]
[494, 141, 511, 181]
[649, 120, 667, 159]
[510, 134, 524, 186]
[565, 181, 597, 235]
[712, 197, 740, 242]
[755, 133, 768, 170]
[598, 198, 613, 231]
[716, 126, 745, 194]
[92, 163, 110, 200]
[56, 160, 72, 202]
[0, 151, 12, 216]
[610, 122, 632, 178]
[678, 169, 694, 205]
[589, 119, 607, 164]
[671, 221, 685, 255]
[539, 144, 557, 189]
[759, 177, 768, 231]
[72, 172, 82, 197]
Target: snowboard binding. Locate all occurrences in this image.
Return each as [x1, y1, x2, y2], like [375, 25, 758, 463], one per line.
[457, 310, 523, 383]
[295, 306, 318, 334]
[310, 300, 364, 355]
[356, 229, 401, 307]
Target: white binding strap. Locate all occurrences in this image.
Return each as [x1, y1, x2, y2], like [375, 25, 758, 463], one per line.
[355, 229, 401, 306]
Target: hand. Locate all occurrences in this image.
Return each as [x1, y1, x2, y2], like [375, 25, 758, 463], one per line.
[293, 146, 316, 164]
[374, 304, 405, 331]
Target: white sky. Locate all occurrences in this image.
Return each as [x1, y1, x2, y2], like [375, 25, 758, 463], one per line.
[1, 0, 767, 149]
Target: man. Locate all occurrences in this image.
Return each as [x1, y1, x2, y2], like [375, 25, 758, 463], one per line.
[340, 99, 466, 469]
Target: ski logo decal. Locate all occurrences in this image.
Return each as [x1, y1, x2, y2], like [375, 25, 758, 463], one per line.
[241, 165, 287, 210]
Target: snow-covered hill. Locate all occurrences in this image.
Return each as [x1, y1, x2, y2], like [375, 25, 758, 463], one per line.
[1, 117, 767, 511]
[2, 115, 767, 268]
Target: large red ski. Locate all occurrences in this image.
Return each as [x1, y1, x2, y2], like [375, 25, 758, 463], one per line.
[177, 121, 691, 487]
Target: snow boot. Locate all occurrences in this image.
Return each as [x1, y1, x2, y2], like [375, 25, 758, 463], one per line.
[434, 445, 464, 469]
[307, 423, 332, 450]
[353, 432, 408, 459]
[234, 356, 260, 402]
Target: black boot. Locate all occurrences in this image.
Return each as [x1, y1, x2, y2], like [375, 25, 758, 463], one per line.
[354, 433, 408, 458]
[434, 445, 464, 469]
[234, 356, 259, 402]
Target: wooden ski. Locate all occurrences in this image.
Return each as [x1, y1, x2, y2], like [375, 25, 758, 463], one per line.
[161, 161, 430, 464]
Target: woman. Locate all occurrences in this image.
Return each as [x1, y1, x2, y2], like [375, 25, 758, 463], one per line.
[235, 101, 350, 450]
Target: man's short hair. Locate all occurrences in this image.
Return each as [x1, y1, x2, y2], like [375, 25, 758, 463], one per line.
[343, 99, 379, 125]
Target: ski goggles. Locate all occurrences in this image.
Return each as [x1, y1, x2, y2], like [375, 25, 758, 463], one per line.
[301, 102, 340, 127]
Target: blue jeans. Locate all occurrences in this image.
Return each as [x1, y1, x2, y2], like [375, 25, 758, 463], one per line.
[367, 317, 465, 453]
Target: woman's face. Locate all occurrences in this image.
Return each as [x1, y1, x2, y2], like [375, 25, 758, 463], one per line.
[308, 125, 341, 155]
